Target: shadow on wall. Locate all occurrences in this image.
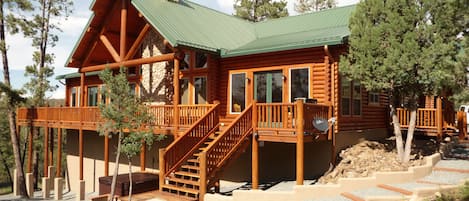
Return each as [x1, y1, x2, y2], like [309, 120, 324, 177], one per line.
[66, 129, 174, 169]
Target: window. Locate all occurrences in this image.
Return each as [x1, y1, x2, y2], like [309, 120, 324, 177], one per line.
[180, 78, 190, 104]
[100, 85, 107, 104]
[195, 52, 207, 68]
[341, 78, 362, 116]
[369, 91, 380, 105]
[352, 82, 361, 115]
[180, 53, 190, 70]
[289, 68, 310, 102]
[230, 73, 246, 113]
[127, 67, 137, 76]
[194, 77, 207, 104]
[129, 83, 137, 97]
[70, 87, 80, 107]
[87, 86, 98, 106]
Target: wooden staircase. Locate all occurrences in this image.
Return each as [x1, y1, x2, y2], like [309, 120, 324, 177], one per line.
[159, 104, 254, 200]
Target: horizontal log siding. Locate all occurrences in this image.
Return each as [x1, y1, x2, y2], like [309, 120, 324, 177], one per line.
[219, 47, 328, 118]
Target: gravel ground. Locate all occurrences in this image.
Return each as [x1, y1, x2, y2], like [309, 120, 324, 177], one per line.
[435, 160, 469, 170]
[388, 182, 439, 191]
[349, 187, 406, 197]
[419, 170, 469, 185]
[308, 195, 352, 201]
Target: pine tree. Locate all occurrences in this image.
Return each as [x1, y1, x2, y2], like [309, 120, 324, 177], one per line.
[234, 0, 288, 22]
[98, 67, 163, 201]
[294, 0, 336, 13]
[341, 0, 468, 163]
[0, 0, 33, 197]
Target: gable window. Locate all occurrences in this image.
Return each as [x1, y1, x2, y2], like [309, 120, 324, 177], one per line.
[127, 67, 138, 77]
[194, 76, 207, 104]
[369, 91, 380, 105]
[289, 68, 310, 102]
[230, 73, 246, 113]
[341, 78, 362, 116]
[129, 83, 138, 97]
[87, 86, 98, 106]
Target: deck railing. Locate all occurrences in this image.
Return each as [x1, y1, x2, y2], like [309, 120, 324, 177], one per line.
[160, 103, 220, 180]
[17, 104, 214, 128]
[254, 102, 331, 134]
[396, 108, 456, 130]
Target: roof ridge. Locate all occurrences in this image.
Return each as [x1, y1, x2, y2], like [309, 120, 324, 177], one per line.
[255, 4, 356, 25]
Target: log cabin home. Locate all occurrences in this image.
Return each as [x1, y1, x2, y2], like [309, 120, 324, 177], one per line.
[15, 0, 466, 200]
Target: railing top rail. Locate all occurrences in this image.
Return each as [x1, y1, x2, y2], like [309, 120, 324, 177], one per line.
[256, 103, 295, 106]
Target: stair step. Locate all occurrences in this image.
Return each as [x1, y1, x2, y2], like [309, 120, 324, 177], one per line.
[187, 158, 199, 165]
[162, 184, 199, 198]
[168, 177, 200, 186]
[175, 171, 200, 179]
[181, 164, 200, 173]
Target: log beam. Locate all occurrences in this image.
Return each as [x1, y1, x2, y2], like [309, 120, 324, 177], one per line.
[79, 53, 175, 73]
[56, 128, 62, 177]
[43, 127, 49, 176]
[27, 125, 33, 173]
[296, 100, 304, 185]
[173, 57, 180, 134]
[79, 129, 84, 180]
[104, 133, 109, 176]
[140, 142, 146, 171]
[252, 101, 259, 189]
[120, 0, 127, 61]
[99, 35, 121, 62]
[125, 23, 150, 61]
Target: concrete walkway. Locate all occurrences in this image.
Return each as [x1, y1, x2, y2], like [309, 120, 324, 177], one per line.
[307, 142, 469, 201]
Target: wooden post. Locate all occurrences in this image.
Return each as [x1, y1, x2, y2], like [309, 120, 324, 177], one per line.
[80, 73, 85, 108]
[251, 101, 259, 189]
[104, 133, 109, 176]
[27, 126, 33, 173]
[56, 128, 62, 177]
[79, 129, 84, 181]
[120, 0, 127, 61]
[436, 96, 443, 138]
[173, 56, 181, 136]
[44, 127, 49, 177]
[199, 153, 207, 201]
[295, 100, 304, 185]
[158, 148, 165, 191]
[140, 141, 146, 171]
[49, 128, 53, 167]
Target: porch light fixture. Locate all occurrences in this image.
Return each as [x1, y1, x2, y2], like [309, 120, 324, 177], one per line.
[282, 75, 287, 80]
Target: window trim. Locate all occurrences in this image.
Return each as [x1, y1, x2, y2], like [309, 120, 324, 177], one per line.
[229, 72, 247, 114]
[70, 86, 80, 107]
[340, 77, 362, 117]
[87, 85, 99, 107]
[288, 67, 310, 103]
[368, 91, 380, 106]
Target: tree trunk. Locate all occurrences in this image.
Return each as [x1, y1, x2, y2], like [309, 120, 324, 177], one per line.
[390, 102, 405, 161]
[403, 108, 417, 162]
[0, 0, 29, 197]
[109, 132, 123, 201]
[128, 159, 132, 201]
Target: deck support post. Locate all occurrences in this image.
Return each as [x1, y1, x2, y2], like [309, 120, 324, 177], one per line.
[44, 126, 49, 177]
[79, 129, 84, 181]
[140, 141, 146, 171]
[158, 148, 165, 191]
[295, 100, 304, 185]
[104, 133, 109, 176]
[56, 128, 62, 177]
[436, 96, 443, 139]
[28, 124, 33, 173]
[251, 101, 259, 189]
[49, 128, 54, 167]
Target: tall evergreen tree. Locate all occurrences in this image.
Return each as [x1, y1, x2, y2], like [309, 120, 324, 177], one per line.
[341, 0, 468, 162]
[234, 0, 288, 22]
[23, 0, 73, 107]
[294, 0, 336, 13]
[0, 0, 33, 197]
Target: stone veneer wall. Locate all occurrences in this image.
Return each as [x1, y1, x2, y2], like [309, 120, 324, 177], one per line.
[140, 29, 173, 104]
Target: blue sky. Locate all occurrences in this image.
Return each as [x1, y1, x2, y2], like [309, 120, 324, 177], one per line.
[1, 0, 358, 99]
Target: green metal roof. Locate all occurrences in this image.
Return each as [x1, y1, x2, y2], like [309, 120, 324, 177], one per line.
[132, 0, 355, 58]
[55, 71, 102, 80]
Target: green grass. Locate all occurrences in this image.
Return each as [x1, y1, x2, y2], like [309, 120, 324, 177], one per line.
[431, 182, 469, 201]
[0, 185, 12, 195]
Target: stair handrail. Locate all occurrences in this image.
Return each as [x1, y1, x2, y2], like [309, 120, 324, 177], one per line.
[161, 102, 220, 178]
[201, 103, 253, 183]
